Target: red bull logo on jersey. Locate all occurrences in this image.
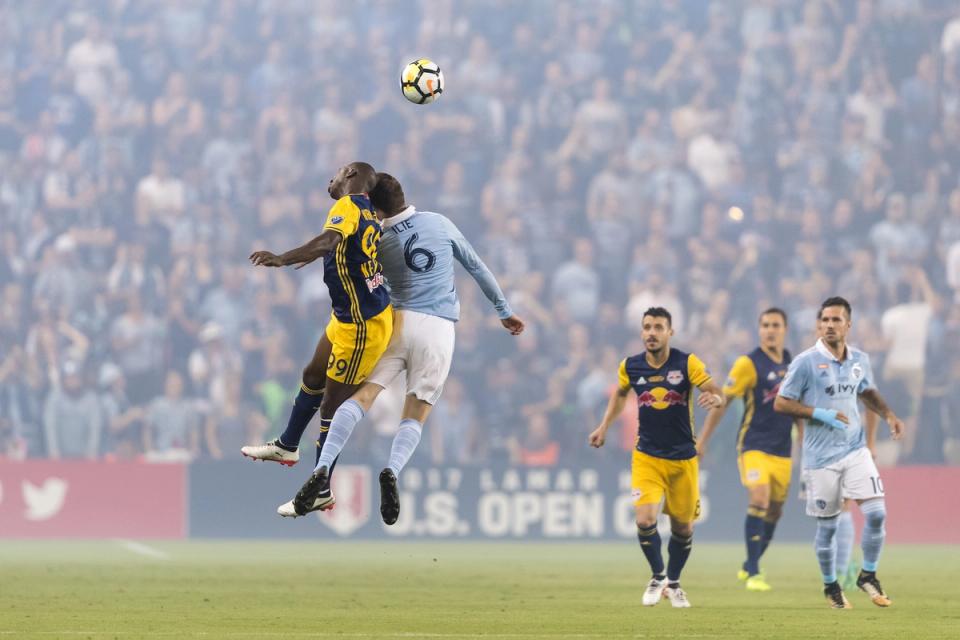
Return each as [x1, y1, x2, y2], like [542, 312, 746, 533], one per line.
[637, 387, 687, 410]
[762, 382, 781, 404]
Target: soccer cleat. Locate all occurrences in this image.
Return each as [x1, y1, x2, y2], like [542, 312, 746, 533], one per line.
[737, 568, 749, 582]
[241, 439, 299, 466]
[824, 582, 853, 609]
[856, 571, 891, 607]
[745, 574, 772, 592]
[293, 466, 329, 516]
[379, 468, 400, 525]
[663, 584, 692, 608]
[277, 492, 335, 517]
[642, 577, 667, 606]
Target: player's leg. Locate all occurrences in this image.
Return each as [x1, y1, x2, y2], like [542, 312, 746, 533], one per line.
[378, 395, 433, 525]
[661, 457, 698, 607]
[632, 451, 668, 606]
[836, 501, 856, 588]
[240, 331, 331, 465]
[845, 448, 891, 607]
[805, 464, 850, 608]
[738, 451, 772, 584]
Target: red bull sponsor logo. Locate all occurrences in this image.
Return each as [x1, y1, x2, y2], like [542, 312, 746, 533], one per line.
[637, 387, 687, 410]
[762, 382, 781, 404]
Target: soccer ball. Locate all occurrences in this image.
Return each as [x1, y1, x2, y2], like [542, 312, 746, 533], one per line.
[400, 59, 444, 104]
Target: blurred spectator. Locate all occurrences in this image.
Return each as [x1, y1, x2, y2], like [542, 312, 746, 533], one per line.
[43, 361, 102, 460]
[144, 370, 198, 461]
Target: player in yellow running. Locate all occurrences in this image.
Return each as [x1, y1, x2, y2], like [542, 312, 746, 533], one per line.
[698, 308, 798, 592]
[242, 161, 393, 516]
[589, 307, 724, 608]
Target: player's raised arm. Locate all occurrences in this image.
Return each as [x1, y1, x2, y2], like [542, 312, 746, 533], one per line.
[443, 216, 524, 335]
[250, 228, 343, 269]
[589, 359, 631, 448]
[774, 358, 849, 429]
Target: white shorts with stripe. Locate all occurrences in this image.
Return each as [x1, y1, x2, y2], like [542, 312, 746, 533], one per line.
[365, 309, 455, 405]
[803, 447, 884, 518]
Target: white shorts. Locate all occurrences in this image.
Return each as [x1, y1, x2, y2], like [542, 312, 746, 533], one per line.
[803, 447, 884, 518]
[365, 310, 455, 405]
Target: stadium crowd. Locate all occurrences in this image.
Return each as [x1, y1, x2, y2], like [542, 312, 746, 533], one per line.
[1, 0, 960, 468]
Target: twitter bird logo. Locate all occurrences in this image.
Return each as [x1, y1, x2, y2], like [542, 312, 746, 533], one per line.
[22, 478, 68, 521]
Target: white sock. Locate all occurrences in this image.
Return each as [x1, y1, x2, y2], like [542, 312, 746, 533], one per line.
[387, 418, 422, 477]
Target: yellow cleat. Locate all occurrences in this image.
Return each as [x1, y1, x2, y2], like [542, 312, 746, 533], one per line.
[737, 569, 749, 582]
[745, 575, 772, 592]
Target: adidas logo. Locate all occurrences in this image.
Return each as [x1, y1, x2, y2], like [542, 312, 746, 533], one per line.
[637, 377, 646, 385]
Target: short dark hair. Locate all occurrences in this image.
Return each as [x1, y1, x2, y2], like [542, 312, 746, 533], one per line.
[642, 307, 672, 326]
[370, 172, 405, 215]
[760, 307, 788, 325]
[819, 296, 852, 320]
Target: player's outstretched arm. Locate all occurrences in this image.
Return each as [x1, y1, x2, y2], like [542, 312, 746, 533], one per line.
[444, 217, 517, 328]
[859, 388, 904, 440]
[250, 229, 342, 269]
[589, 387, 629, 448]
[696, 378, 726, 410]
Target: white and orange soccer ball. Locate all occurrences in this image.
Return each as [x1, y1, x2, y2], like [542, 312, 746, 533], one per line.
[400, 58, 444, 104]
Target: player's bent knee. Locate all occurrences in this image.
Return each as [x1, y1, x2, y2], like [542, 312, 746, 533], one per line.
[860, 498, 886, 527]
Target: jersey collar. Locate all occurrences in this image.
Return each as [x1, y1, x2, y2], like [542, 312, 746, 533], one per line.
[382, 205, 416, 228]
[815, 338, 848, 362]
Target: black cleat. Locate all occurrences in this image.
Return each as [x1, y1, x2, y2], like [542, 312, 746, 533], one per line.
[856, 570, 892, 607]
[379, 468, 400, 525]
[293, 466, 329, 516]
[824, 581, 852, 609]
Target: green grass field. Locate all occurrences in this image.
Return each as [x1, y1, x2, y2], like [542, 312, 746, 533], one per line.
[1, 541, 957, 639]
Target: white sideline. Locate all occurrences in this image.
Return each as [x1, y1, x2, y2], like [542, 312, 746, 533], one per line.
[114, 539, 170, 559]
[0, 633, 713, 638]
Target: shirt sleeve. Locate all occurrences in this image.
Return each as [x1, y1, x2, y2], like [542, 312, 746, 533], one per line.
[778, 356, 808, 401]
[443, 216, 513, 319]
[323, 196, 360, 237]
[687, 353, 712, 387]
[857, 352, 877, 394]
[723, 356, 757, 398]
[617, 358, 631, 392]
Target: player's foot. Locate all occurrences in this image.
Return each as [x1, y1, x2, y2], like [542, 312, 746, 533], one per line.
[824, 582, 853, 609]
[663, 583, 691, 608]
[737, 565, 749, 582]
[856, 570, 891, 607]
[293, 466, 329, 516]
[745, 574, 772, 592]
[241, 439, 299, 466]
[379, 468, 400, 525]
[641, 576, 667, 606]
[277, 491, 335, 517]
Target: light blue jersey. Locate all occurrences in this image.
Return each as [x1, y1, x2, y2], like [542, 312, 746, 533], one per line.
[778, 339, 876, 470]
[378, 206, 512, 322]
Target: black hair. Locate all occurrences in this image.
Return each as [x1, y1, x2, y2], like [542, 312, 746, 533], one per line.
[642, 307, 672, 326]
[819, 296, 852, 320]
[760, 307, 788, 325]
[370, 172, 406, 214]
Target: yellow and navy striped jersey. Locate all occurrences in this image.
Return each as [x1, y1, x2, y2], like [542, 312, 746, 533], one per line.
[618, 348, 712, 460]
[723, 347, 793, 457]
[322, 194, 390, 323]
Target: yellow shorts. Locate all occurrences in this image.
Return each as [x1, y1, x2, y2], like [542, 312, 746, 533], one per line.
[738, 450, 792, 503]
[325, 306, 393, 385]
[631, 450, 700, 523]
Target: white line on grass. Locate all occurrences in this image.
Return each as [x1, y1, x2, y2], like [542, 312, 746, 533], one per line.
[0, 633, 716, 638]
[113, 539, 170, 559]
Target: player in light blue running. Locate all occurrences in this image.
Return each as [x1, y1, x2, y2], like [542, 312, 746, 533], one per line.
[775, 296, 904, 609]
[284, 172, 525, 521]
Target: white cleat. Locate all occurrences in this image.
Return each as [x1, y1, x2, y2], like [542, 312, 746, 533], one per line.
[642, 577, 667, 606]
[663, 584, 692, 608]
[277, 494, 336, 518]
[241, 440, 299, 466]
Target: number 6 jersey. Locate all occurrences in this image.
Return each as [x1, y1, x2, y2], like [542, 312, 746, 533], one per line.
[377, 206, 512, 322]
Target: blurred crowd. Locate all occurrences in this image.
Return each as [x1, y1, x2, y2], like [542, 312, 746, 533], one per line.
[2, 0, 960, 468]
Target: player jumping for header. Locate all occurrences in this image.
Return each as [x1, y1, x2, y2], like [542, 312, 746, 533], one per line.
[774, 296, 904, 609]
[287, 172, 524, 520]
[243, 162, 393, 514]
[698, 307, 798, 592]
[589, 307, 725, 608]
